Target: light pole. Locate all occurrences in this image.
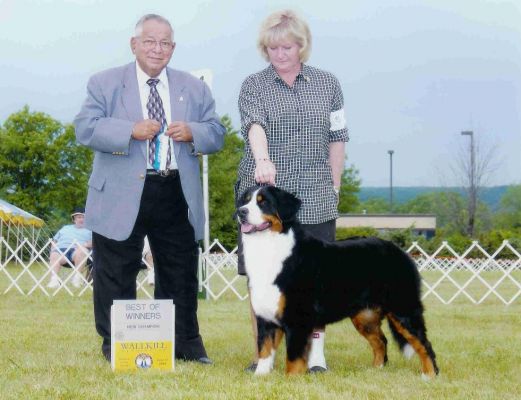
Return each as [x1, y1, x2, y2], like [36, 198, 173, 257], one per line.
[388, 150, 394, 211]
[461, 131, 475, 236]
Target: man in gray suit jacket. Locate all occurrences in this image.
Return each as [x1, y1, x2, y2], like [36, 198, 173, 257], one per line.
[74, 14, 225, 364]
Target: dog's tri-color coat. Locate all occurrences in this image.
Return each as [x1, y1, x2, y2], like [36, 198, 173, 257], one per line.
[237, 186, 439, 378]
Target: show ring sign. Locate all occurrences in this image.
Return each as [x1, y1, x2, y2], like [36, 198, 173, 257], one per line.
[111, 299, 175, 371]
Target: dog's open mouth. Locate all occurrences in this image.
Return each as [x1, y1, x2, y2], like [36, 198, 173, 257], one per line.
[240, 221, 272, 234]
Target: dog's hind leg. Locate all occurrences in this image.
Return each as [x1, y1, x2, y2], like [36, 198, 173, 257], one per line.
[255, 319, 282, 375]
[351, 308, 388, 368]
[285, 326, 312, 375]
[387, 312, 439, 379]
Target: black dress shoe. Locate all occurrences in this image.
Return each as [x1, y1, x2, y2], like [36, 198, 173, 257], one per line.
[102, 347, 111, 362]
[194, 356, 213, 365]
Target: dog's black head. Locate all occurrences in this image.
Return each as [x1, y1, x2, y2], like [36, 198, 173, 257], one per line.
[236, 186, 301, 234]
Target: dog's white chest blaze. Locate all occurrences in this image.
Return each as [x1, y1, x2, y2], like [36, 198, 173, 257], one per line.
[243, 229, 295, 323]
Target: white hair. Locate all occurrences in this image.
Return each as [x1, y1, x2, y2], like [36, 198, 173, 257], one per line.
[134, 14, 174, 39]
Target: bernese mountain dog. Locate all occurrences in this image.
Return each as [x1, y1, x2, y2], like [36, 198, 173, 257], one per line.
[237, 185, 438, 379]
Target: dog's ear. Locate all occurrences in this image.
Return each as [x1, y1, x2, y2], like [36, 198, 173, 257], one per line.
[268, 186, 301, 222]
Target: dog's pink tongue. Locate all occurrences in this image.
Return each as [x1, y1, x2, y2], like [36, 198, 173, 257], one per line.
[257, 221, 271, 231]
[241, 223, 255, 233]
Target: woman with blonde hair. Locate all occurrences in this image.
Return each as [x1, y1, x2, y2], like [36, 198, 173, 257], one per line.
[235, 9, 349, 373]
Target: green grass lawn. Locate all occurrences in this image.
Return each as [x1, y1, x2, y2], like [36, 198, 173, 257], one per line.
[1, 291, 520, 399]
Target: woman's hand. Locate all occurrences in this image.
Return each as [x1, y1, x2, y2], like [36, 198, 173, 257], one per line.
[254, 158, 276, 185]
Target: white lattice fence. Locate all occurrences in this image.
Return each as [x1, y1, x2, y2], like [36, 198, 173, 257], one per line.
[198, 239, 521, 304]
[0, 237, 155, 298]
[408, 240, 521, 305]
[2, 236, 520, 305]
[199, 239, 247, 300]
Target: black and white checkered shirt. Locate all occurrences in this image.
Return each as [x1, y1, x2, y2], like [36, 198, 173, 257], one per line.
[236, 64, 349, 224]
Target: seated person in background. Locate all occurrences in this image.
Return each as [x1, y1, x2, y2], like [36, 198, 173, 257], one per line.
[47, 207, 93, 289]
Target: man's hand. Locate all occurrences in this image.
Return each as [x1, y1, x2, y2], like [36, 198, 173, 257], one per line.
[131, 119, 162, 140]
[166, 121, 193, 142]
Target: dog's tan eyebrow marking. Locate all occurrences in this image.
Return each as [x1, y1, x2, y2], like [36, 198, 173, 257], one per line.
[257, 194, 263, 202]
[265, 214, 282, 233]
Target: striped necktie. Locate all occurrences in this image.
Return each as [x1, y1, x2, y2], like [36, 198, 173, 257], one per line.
[146, 78, 171, 170]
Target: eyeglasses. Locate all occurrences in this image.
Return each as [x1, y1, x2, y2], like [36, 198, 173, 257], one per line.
[140, 39, 174, 51]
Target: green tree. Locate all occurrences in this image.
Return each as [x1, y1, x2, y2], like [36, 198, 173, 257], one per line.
[338, 164, 361, 213]
[472, 201, 493, 235]
[207, 115, 243, 249]
[396, 192, 467, 235]
[395, 191, 493, 237]
[382, 228, 415, 250]
[478, 228, 521, 256]
[495, 185, 521, 230]
[356, 197, 389, 214]
[0, 106, 93, 225]
[336, 226, 379, 240]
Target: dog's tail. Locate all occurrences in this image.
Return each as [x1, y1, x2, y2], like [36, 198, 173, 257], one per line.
[387, 318, 409, 354]
[384, 245, 421, 358]
[386, 317, 421, 361]
[383, 242, 439, 377]
[386, 311, 439, 376]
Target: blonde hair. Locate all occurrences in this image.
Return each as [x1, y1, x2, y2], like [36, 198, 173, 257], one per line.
[257, 10, 312, 63]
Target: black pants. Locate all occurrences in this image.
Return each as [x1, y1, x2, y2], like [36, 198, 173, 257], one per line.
[92, 173, 207, 360]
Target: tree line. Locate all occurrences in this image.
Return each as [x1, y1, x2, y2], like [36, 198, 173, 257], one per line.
[337, 188, 521, 255]
[1, 107, 519, 252]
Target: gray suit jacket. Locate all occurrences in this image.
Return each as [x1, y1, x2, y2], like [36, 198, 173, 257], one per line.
[74, 62, 225, 241]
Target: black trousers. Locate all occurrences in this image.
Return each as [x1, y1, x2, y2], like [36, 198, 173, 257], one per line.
[92, 173, 207, 360]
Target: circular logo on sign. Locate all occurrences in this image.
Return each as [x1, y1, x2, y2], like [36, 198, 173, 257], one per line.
[135, 353, 153, 369]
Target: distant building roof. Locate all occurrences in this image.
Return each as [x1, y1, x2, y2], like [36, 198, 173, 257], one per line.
[338, 214, 436, 230]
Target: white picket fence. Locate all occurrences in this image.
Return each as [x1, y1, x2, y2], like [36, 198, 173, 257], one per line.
[1, 236, 520, 305]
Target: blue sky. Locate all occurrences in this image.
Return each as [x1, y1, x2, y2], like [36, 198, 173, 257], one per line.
[1, 0, 520, 186]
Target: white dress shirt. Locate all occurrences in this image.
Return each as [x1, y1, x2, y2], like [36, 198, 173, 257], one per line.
[135, 62, 178, 170]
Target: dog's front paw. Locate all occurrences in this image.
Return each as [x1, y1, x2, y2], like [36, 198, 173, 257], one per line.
[254, 358, 273, 375]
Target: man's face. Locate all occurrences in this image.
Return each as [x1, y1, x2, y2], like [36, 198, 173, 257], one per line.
[73, 214, 85, 228]
[131, 19, 175, 77]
